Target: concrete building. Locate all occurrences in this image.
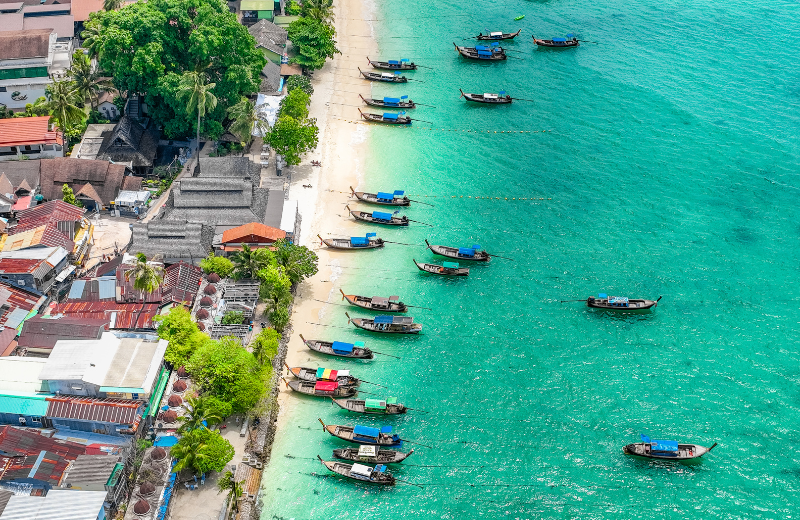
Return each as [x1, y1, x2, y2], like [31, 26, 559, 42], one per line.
[0, 357, 50, 427]
[0, 29, 71, 111]
[0, 246, 70, 295]
[0, 117, 63, 161]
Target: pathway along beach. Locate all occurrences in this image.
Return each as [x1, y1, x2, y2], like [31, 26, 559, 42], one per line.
[261, 0, 800, 517]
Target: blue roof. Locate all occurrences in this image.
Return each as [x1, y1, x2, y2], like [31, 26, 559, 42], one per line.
[374, 315, 394, 324]
[354, 425, 380, 437]
[0, 393, 50, 416]
[376, 192, 394, 200]
[383, 113, 399, 120]
[383, 97, 400, 104]
[458, 247, 475, 256]
[652, 440, 678, 452]
[372, 211, 392, 220]
[350, 237, 368, 245]
[332, 341, 354, 353]
[552, 37, 566, 42]
[598, 293, 608, 298]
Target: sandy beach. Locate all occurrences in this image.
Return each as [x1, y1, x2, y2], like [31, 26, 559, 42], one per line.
[271, 0, 378, 458]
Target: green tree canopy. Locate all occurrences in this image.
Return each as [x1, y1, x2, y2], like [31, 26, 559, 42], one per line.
[62, 184, 83, 208]
[300, 0, 334, 24]
[266, 115, 318, 166]
[221, 310, 244, 325]
[251, 328, 280, 365]
[185, 337, 265, 412]
[231, 244, 276, 280]
[171, 427, 234, 474]
[177, 395, 227, 433]
[287, 18, 339, 70]
[45, 80, 85, 146]
[257, 265, 292, 310]
[277, 89, 309, 120]
[68, 51, 113, 109]
[200, 253, 234, 278]
[285, 75, 313, 96]
[226, 97, 266, 147]
[89, 0, 265, 138]
[153, 307, 209, 366]
[269, 306, 290, 332]
[273, 239, 318, 284]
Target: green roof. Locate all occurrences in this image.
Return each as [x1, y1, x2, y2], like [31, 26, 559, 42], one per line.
[0, 393, 50, 416]
[106, 462, 123, 487]
[241, 0, 273, 10]
[147, 367, 171, 418]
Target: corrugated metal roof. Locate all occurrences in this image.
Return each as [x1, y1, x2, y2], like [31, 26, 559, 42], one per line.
[61, 454, 121, 487]
[5, 307, 30, 328]
[0, 394, 50, 416]
[68, 280, 86, 299]
[1, 489, 107, 520]
[0, 357, 48, 395]
[0, 425, 86, 460]
[46, 396, 142, 425]
[17, 316, 105, 351]
[38, 332, 120, 384]
[51, 301, 158, 329]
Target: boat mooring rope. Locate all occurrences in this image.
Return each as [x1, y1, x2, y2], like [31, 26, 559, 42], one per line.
[330, 116, 552, 134]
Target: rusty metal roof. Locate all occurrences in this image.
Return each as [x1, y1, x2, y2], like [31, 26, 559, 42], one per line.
[46, 396, 143, 426]
[51, 301, 158, 330]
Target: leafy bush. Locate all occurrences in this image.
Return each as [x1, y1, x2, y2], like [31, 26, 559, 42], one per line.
[285, 0, 301, 15]
[251, 328, 280, 365]
[171, 428, 234, 474]
[221, 310, 245, 325]
[269, 306, 290, 332]
[285, 75, 313, 96]
[200, 253, 234, 278]
[152, 307, 209, 366]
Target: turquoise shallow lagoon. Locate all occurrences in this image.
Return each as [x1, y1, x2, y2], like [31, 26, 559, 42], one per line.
[261, 0, 800, 517]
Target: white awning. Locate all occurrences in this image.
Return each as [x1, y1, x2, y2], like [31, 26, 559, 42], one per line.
[55, 264, 76, 282]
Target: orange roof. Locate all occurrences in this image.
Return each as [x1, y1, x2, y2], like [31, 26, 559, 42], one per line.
[70, 0, 105, 22]
[221, 222, 286, 244]
[0, 116, 63, 147]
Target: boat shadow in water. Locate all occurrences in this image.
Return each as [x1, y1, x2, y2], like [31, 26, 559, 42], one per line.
[584, 309, 658, 324]
[625, 454, 708, 470]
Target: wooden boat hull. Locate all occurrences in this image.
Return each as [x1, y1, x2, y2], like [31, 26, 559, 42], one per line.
[300, 335, 374, 359]
[476, 29, 521, 41]
[349, 318, 423, 334]
[425, 240, 490, 262]
[461, 93, 512, 104]
[359, 113, 412, 125]
[623, 442, 715, 461]
[413, 259, 470, 276]
[333, 447, 413, 464]
[350, 187, 411, 206]
[587, 297, 659, 312]
[453, 43, 507, 61]
[341, 292, 408, 313]
[359, 95, 416, 109]
[324, 424, 403, 447]
[349, 209, 409, 226]
[533, 38, 579, 48]
[319, 458, 395, 485]
[318, 235, 384, 250]
[289, 366, 360, 387]
[287, 380, 358, 398]
[358, 68, 408, 82]
[331, 398, 408, 415]
[368, 58, 417, 70]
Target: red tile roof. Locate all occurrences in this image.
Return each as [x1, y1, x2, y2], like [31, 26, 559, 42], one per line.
[221, 222, 285, 244]
[162, 262, 202, 306]
[0, 116, 63, 147]
[46, 396, 143, 426]
[11, 200, 85, 251]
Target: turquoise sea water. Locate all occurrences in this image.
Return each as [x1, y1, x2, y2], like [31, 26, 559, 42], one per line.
[261, 0, 800, 517]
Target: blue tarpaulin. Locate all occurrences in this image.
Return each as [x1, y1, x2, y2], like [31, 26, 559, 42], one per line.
[350, 237, 368, 246]
[374, 315, 394, 324]
[477, 51, 493, 57]
[393, 190, 404, 195]
[366, 232, 377, 237]
[372, 211, 392, 220]
[383, 97, 400, 105]
[380, 426, 392, 433]
[383, 113, 399, 120]
[376, 192, 394, 200]
[652, 440, 679, 452]
[332, 341, 354, 353]
[458, 247, 475, 257]
[475, 45, 489, 50]
[552, 37, 566, 42]
[354, 425, 380, 438]
[154, 435, 179, 447]
[388, 60, 399, 64]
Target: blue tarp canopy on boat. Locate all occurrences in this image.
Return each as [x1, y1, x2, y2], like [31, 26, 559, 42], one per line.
[383, 113, 399, 120]
[380, 426, 392, 433]
[354, 425, 380, 438]
[393, 190, 405, 195]
[376, 192, 394, 200]
[552, 37, 566, 42]
[652, 440, 678, 452]
[472, 244, 481, 250]
[374, 315, 394, 324]
[475, 45, 489, 50]
[458, 247, 476, 257]
[388, 60, 399, 64]
[477, 51, 493, 57]
[351, 237, 368, 245]
[332, 341, 354, 353]
[373, 211, 392, 220]
[383, 97, 400, 105]
[598, 293, 608, 299]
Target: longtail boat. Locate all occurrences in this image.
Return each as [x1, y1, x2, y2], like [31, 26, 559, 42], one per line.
[286, 363, 360, 386]
[624, 434, 717, 461]
[330, 396, 408, 415]
[318, 233, 384, 250]
[587, 294, 662, 312]
[367, 57, 417, 70]
[285, 379, 357, 398]
[413, 259, 470, 277]
[334, 445, 414, 464]
[358, 67, 408, 83]
[459, 89, 512, 104]
[345, 312, 422, 334]
[476, 29, 521, 41]
[359, 94, 416, 109]
[453, 42, 507, 61]
[346, 205, 409, 226]
[319, 418, 403, 447]
[340, 289, 408, 313]
[317, 456, 395, 485]
[425, 240, 490, 262]
[349, 186, 411, 206]
[358, 109, 412, 125]
[533, 36, 579, 48]
[299, 334, 373, 359]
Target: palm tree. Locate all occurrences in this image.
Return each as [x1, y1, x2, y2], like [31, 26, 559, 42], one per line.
[230, 244, 274, 280]
[68, 51, 114, 109]
[177, 71, 217, 168]
[217, 471, 244, 513]
[226, 97, 268, 147]
[23, 97, 49, 117]
[300, 0, 334, 24]
[176, 395, 223, 433]
[170, 431, 210, 473]
[124, 253, 164, 329]
[44, 80, 84, 149]
[103, 0, 122, 10]
[80, 23, 103, 59]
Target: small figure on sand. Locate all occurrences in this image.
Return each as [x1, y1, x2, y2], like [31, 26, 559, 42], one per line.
[311, 160, 322, 167]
